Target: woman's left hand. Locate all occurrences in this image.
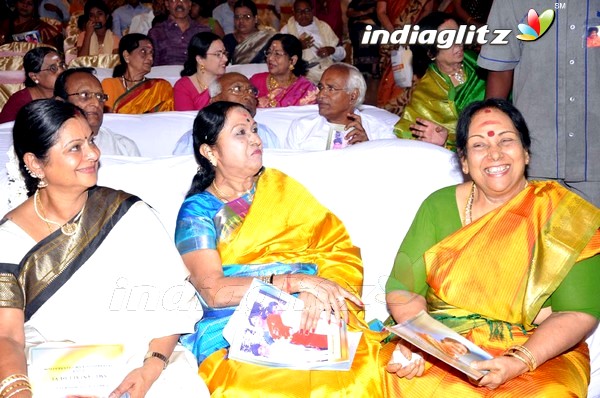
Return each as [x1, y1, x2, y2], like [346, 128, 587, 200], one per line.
[345, 113, 369, 145]
[108, 361, 162, 398]
[470, 355, 529, 389]
[409, 118, 448, 146]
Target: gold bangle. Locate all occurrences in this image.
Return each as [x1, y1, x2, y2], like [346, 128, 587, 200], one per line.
[509, 345, 537, 371]
[0, 375, 30, 397]
[143, 351, 169, 370]
[3, 386, 32, 398]
[503, 352, 533, 372]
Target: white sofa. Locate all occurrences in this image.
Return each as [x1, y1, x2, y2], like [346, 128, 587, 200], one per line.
[1, 107, 598, 396]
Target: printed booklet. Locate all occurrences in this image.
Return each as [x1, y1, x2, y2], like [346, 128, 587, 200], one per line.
[386, 310, 494, 380]
[223, 279, 360, 370]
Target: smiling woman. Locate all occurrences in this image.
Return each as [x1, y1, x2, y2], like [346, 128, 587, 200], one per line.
[0, 99, 209, 397]
[101, 33, 174, 114]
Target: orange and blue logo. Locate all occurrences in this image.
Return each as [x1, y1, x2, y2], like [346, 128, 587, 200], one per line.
[516, 9, 555, 41]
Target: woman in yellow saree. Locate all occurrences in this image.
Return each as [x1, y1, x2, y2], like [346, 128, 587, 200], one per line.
[174, 101, 388, 397]
[102, 33, 174, 113]
[383, 98, 600, 396]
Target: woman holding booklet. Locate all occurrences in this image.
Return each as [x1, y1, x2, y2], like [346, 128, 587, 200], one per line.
[0, 100, 208, 398]
[384, 99, 600, 396]
[174, 101, 388, 396]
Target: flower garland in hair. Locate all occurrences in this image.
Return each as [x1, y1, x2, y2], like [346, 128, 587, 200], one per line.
[6, 146, 28, 209]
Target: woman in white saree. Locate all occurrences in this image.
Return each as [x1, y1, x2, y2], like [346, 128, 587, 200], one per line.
[0, 99, 208, 398]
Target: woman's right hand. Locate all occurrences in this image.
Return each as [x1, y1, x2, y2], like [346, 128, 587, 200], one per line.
[85, 19, 96, 35]
[385, 343, 425, 379]
[409, 118, 448, 146]
[294, 275, 362, 332]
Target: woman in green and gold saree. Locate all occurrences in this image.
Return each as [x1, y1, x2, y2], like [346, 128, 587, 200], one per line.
[393, 12, 486, 152]
[383, 99, 600, 396]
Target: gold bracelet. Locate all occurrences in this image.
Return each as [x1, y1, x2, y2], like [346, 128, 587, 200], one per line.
[143, 351, 169, 370]
[0, 375, 30, 397]
[3, 386, 32, 398]
[508, 345, 537, 371]
[503, 352, 533, 372]
[1, 381, 32, 398]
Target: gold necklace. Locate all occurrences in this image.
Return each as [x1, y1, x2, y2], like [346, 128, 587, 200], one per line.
[211, 180, 254, 202]
[195, 73, 207, 92]
[266, 74, 296, 107]
[464, 182, 475, 225]
[33, 190, 86, 236]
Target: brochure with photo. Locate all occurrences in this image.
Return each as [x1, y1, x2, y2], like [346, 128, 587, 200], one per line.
[386, 310, 493, 380]
[326, 123, 352, 150]
[224, 279, 357, 370]
[12, 30, 41, 43]
[27, 343, 126, 397]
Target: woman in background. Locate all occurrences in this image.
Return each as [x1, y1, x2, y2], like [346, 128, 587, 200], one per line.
[250, 33, 316, 107]
[77, 0, 120, 56]
[174, 32, 228, 111]
[222, 0, 274, 64]
[0, 0, 63, 49]
[102, 33, 174, 113]
[393, 12, 486, 152]
[0, 46, 65, 123]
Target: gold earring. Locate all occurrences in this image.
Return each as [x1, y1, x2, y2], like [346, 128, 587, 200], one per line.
[37, 177, 48, 189]
[200, 64, 205, 73]
[289, 64, 294, 71]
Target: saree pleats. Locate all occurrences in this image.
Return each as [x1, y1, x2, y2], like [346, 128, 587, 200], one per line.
[104, 78, 174, 113]
[200, 169, 388, 397]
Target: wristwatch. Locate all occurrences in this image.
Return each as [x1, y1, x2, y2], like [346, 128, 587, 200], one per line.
[143, 351, 169, 369]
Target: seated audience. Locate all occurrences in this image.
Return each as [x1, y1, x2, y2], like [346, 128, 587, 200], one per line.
[281, 0, 345, 83]
[174, 100, 388, 395]
[0, 0, 63, 49]
[147, 0, 210, 66]
[249, 33, 317, 107]
[77, 0, 120, 56]
[384, 99, 600, 396]
[393, 12, 485, 152]
[0, 47, 65, 123]
[129, 0, 168, 35]
[102, 33, 174, 113]
[286, 63, 395, 150]
[172, 72, 279, 154]
[311, 0, 343, 40]
[112, 0, 149, 37]
[54, 67, 141, 156]
[212, 0, 235, 35]
[174, 32, 227, 111]
[191, 0, 225, 37]
[222, 0, 274, 64]
[1, 99, 209, 398]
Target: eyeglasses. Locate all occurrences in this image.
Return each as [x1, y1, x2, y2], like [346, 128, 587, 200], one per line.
[316, 83, 347, 93]
[234, 14, 253, 20]
[206, 50, 228, 59]
[227, 84, 258, 96]
[67, 91, 109, 102]
[294, 7, 312, 15]
[264, 50, 286, 58]
[39, 62, 67, 73]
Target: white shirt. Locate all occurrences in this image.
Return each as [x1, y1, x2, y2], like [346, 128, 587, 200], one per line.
[285, 109, 396, 150]
[280, 20, 345, 63]
[96, 127, 141, 156]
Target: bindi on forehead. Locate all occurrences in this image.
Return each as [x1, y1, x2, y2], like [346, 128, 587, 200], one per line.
[487, 130, 495, 137]
[484, 109, 491, 113]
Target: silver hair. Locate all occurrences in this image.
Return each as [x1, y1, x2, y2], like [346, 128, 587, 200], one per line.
[330, 63, 366, 107]
[208, 79, 223, 98]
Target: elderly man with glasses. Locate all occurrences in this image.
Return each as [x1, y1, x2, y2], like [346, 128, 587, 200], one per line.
[285, 63, 395, 150]
[280, 0, 345, 83]
[172, 72, 280, 155]
[54, 67, 141, 156]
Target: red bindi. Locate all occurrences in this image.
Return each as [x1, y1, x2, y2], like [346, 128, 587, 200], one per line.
[487, 130, 495, 137]
[484, 109, 491, 113]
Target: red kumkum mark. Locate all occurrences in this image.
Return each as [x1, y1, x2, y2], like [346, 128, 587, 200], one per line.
[487, 130, 495, 137]
[484, 109, 492, 113]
